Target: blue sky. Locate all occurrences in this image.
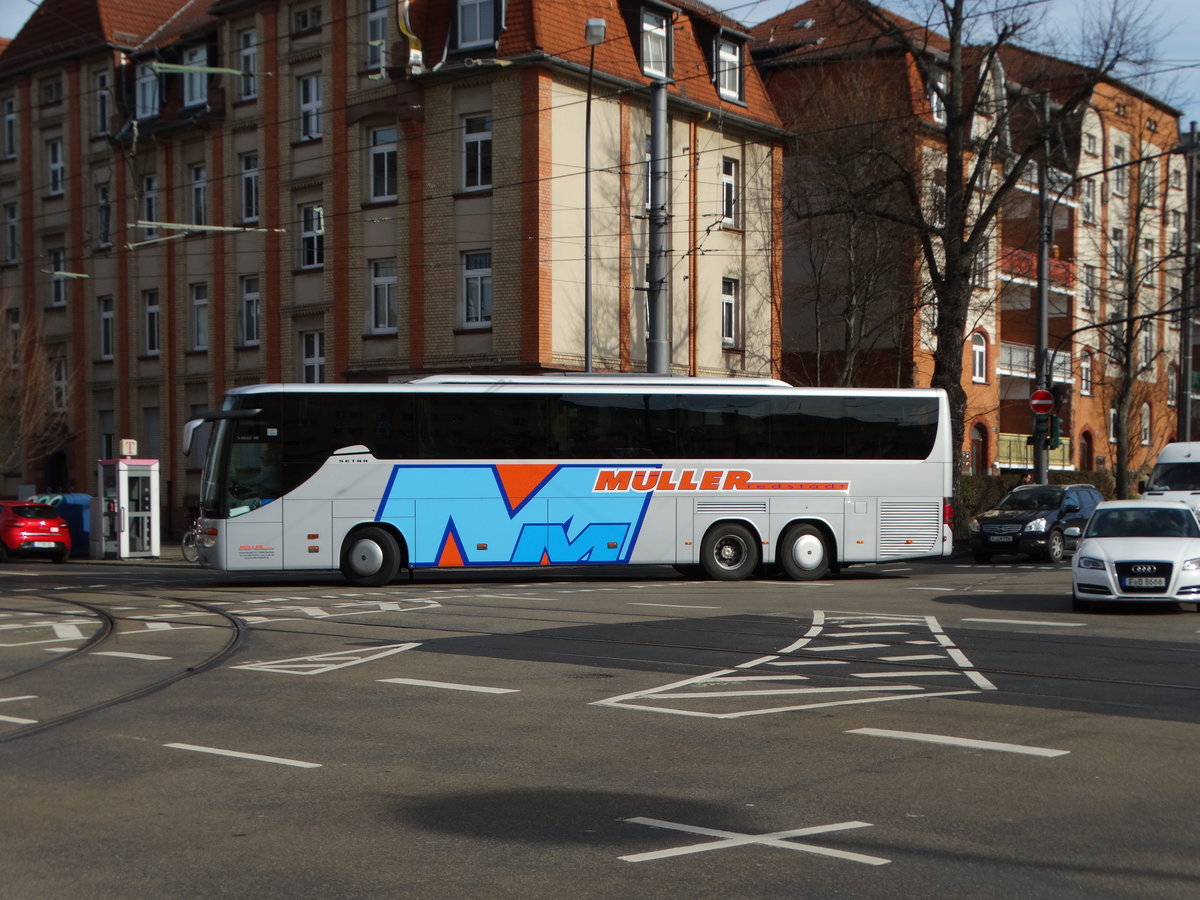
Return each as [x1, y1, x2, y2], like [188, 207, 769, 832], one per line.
[0, 0, 1195, 123]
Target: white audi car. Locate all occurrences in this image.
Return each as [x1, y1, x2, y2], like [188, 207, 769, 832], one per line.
[1071, 500, 1200, 611]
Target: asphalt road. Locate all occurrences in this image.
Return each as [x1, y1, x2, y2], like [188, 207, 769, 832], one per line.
[2, 554, 1199, 898]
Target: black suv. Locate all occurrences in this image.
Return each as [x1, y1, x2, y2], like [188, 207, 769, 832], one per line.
[969, 484, 1104, 563]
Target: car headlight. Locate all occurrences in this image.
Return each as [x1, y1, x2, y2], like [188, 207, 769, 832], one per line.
[968, 518, 980, 534]
[1182, 558, 1200, 571]
[1077, 556, 1106, 570]
[1024, 517, 1048, 533]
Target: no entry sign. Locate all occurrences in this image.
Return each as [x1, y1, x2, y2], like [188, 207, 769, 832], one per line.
[1029, 389, 1054, 413]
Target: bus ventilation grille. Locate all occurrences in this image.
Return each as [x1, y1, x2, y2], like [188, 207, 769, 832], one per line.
[696, 500, 769, 515]
[878, 501, 940, 556]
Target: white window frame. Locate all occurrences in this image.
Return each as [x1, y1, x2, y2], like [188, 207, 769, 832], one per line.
[94, 71, 111, 134]
[240, 153, 259, 222]
[462, 250, 492, 327]
[1168, 366, 1178, 406]
[971, 333, 987, 382]
[370, 127, 397, 201]
[190, 164, 207, 226]
[1112, 145, 1127, 196]
[136, 64, 159, 120]
[1143, 238, 1155, 285]
[366, 0, 389, 69]
[142, 175, 158, 238]
[294, 5, 322, 32]
[641, 10, 668, 78]
[721, 277, 738, 347]
[298, 74, 322, 140]
[2, 97, 15, 158]
[300, 204, 324, 268]
[1109, 408, 1117, 443]
[300, 330, 325, 382]
[457, 0, 494, 48]
[182, 46, 207, 107]
[721, 157, 738, 227]
[47, 139, 64, 196]
[240, 275, 261, 346]
[143, 289, 160, 356]
[1140, 403, 1151, 445]
[238, 29, 258, 99]
[96, 184, 111, 247]
[49, 248, 66, 306]
[369, 258, 397, 333]
[1080, 351, 1092, 395]
[1080, 178, 1095, 223]
[4, 203, 18, 263]
[928, 70, 947, 125]
[190, 282, 208, 351]
[1110, 227, 1124, 275]
[1081, 263, 1096, 312]
[462, 114, 492, 191]
[98, 295, 114, 360]
[717, 38, 741, 100]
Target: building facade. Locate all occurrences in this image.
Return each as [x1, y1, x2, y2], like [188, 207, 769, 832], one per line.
[0, 0, 785, 525]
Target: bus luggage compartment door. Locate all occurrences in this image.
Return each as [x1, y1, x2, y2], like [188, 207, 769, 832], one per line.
[224, 501, 283, 570]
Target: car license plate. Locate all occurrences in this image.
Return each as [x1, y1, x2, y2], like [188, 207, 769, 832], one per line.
[31, 541, 57, 548]
[988, 535, 1013, 542]
[1124, 577, 1165, 588]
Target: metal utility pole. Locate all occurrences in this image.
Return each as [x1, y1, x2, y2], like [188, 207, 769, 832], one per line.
[1034, 93, 1051, 483]
[1178, 122, 1199, 440]
[646, 80, 670, 374]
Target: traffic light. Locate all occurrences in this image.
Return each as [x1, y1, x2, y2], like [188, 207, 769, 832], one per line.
[1048, 415, 1064, 450]
[1028, 412, 1050, 446]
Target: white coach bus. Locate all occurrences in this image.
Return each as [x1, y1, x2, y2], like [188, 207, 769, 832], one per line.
[183, 375, 954, 586]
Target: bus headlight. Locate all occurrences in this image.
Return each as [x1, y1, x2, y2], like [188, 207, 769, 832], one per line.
[1024, 517, 1048, 533]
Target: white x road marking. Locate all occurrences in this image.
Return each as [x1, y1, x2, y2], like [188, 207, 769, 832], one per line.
[621, 817, 890, 865]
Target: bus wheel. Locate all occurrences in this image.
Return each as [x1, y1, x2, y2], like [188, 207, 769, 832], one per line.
[700, 523, 759, 581]
[778, 524, 830, 581]
[341, 527, 400, 587]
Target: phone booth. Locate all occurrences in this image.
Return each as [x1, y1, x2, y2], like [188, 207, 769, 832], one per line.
[90, 444, 160, 559]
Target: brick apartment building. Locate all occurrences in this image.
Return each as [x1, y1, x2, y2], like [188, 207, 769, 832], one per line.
[0, 0, 785, 522]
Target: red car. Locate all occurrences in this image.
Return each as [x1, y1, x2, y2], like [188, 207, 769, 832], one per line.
[0, 501, 71, 563]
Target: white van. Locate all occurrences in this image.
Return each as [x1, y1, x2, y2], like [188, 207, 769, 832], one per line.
[1140, 443, 1200, 508]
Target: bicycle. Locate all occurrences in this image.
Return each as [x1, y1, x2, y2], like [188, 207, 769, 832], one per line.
[181, 517, 200, 563]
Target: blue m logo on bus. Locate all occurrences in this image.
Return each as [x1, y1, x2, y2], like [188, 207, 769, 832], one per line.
[376, 464, 656, 567]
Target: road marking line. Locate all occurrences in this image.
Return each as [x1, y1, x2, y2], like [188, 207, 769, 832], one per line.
[628, 603, 721, 609]
[945, 648, 997, 689]
[378, 678, 518, 694]
[621, 817, 889, 866]
[852, 670, 958, 678]
[766, 659, 848, 667]
[92, 651, 172, 660]
[907, 586, 954, 591]
[0, 714, 37, 724]
[164, 743, 322, 768]
[848, 728, 1069, 757]
[0, 695, 37, 703]
[963, 618, 1086, 627]
[804, 643, 889, 652]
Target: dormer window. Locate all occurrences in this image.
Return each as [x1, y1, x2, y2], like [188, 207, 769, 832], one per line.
[717, 38, 742, 100]
[641, 10, 668, 78]
[458, 0, 495, 48]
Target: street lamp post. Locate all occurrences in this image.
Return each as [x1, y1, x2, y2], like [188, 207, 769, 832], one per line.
[584, 18, 605, 373]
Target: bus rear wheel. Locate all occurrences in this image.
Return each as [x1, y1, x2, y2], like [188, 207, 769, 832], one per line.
[778, 524, 830, 581]
[700, 523, 759, 581]
[341, 526, 401, 587]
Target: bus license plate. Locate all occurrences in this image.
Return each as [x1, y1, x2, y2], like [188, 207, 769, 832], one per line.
[988, 535, 1013, 542]
[1124, 577, 1165, 588]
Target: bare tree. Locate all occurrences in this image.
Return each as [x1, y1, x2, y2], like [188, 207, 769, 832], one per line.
[0, 309, 71, 488]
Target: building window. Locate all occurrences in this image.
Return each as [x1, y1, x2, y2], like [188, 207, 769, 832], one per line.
[721, 157, 738, 227]
[5, 308, 18, 367]
[190, 164, 207, 226]
[39, 78, 62, 106]
[1140, 165, 1157, 208]
[366, 0, 389, 69]
[2, 97, 15, 158]
[300, 330, 325, 382]
[928, 70, 947, 124]
[96, 184, 111, 246]
[94, 71, 111, 134]
[1171, 168, 1183, 190]
[47, 139, 64, 196]
[136, 64, 159, 119]
[1170, 210, 1183, 250]
[1110, 227, 1124, 275]
[1140, 324, 1153, 365]
[240, 153, 259, 222]
[971, 333, 987, 382]
[143, 289, 160, 355]
[190, 282, 208, 351]
[463, 114, 492, 191]
[98, 295, 114, 360]
[98, 409, 114, 459]
[1109, 408, 1117, 443]
[240, 275, 261, 345]
[300, 204, 324, 268]
[4, 203, 18, 263]
[1080, 351, 1092, 395]
[1142, 238, 1155, 285]
[641, 10, 668, 78]
[972, 241, 991, 288]
[1140, 403, 1151, 445]
[49, 248, 66, 306]
[52, 358, 67, 411]
[457, 0, 494, 48]
[717, 39, 742, 100]
[721, 277, 738, 347]
[1080, 178, 1096, 223]
[239, 29, 258, 99]
[298, 75, 322, 140]
[369, 258, 397, 332]
[1081, 263, 1096, 312]
[182, 46, 207, 107]
[294, 5, 322, 32]
[462, 250, 492, 327]
[1112, 144, 1127, 195]
[1169, 366, 1178, 406]
[370, 127, 397, 201]
[142, 175, 158, 238]
[1084, 133, 1097, 155]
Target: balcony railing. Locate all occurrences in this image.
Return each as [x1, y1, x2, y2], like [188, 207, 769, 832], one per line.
[999, 247, 1074, 287]
[997, 432, 1073, 469]
[997, 342, 1071, 382]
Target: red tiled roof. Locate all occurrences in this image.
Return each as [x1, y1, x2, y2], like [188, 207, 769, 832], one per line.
[751, 0, 949, 63]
